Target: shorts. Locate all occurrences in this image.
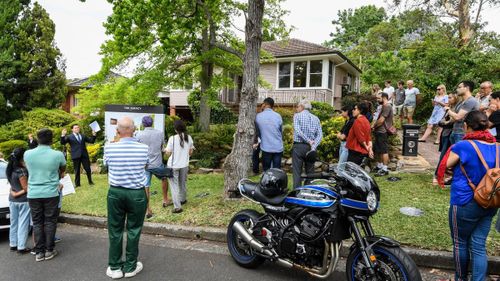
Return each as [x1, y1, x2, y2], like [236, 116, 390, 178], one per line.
[404, 106, 415, 118]
[145, 164, 169, 187]
[373, 132, 389, 154]
[393, 104, 404, 115]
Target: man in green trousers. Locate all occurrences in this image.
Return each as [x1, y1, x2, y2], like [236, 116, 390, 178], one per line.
[103, 117, 150, 279]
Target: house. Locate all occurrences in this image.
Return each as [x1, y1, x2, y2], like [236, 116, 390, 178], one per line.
[63, 72, 124, 113]
[167, 38, 362, 115]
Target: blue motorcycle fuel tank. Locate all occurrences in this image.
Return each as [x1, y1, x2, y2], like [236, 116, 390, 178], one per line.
[285, 185, 337, 208]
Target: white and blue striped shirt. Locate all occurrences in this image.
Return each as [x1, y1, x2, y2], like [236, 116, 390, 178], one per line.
[104, 138, 149, 189]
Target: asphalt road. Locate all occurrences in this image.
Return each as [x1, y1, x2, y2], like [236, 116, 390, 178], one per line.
[0, 224, 456, 281]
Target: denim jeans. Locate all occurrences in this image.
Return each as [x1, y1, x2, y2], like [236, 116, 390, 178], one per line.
[449, 200, 497, 281]
[449, 132, 465, 145]
[29, 196, 60, 253]
[9, 201, 31, 250]
[145, 164, 168, 187]
[338, 141, 348, 164]
[261, 151, 283, 171]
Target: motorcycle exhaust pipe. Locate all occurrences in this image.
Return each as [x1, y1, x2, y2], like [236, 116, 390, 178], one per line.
[232, 221, 275, 257]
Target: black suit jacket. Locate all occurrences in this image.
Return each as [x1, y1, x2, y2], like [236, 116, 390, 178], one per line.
[28, 139, 38, 149]
[61, 133, 96, 160]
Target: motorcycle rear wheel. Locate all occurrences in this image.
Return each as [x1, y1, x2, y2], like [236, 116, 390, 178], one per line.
[346, 245, 422, 281]
[227, 209, 265, 269]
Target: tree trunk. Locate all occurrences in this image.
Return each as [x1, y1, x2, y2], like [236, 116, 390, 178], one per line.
[198, 8, 214, 132]
[457, 0, 473, 47]
[223, 0, 264, 198]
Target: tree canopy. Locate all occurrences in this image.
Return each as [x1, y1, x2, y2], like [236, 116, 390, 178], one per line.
[87, 0, 289, 131]
[0, 0, 66, 123]
[327, 5, 499, 120]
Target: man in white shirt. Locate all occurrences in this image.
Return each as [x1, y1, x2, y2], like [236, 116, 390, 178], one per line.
[383, 80, 395, 104]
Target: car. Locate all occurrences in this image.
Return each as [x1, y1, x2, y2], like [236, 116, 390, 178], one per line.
[0, 160, 10, 230]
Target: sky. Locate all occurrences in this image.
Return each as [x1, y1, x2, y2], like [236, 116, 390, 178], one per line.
[37, 0, 500, 79]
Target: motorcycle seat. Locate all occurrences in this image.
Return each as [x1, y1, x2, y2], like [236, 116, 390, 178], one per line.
[240, 181, 287, 205]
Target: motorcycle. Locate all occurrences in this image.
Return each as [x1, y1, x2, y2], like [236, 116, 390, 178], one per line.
[227, 162, 422, 280]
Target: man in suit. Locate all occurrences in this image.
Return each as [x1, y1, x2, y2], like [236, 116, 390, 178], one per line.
[61, 124, 96, 187]
[28, 133, 38, 149]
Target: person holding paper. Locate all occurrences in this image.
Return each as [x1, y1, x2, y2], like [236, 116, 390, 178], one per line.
[61, 124, 96, 187]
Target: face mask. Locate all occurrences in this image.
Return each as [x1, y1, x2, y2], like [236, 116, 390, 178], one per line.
[378, 100, 384, 105]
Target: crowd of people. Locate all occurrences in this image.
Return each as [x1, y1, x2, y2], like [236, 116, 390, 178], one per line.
[6, 116, 195, 278]
[5, 79, 499, 279]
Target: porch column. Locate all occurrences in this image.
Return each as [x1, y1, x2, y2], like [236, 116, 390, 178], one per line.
[169, 106, 176, 116]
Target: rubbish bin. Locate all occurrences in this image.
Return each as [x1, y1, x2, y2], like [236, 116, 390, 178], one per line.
[402, 124, 421, 156]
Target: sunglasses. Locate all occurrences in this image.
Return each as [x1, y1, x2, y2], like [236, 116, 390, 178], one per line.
[436, 88, 443, 90]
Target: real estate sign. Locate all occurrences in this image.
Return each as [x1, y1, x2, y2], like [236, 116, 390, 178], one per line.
[104, 104, 165, 142]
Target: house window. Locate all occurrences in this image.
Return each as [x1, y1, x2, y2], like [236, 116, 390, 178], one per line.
[73, 96, 79, 107]
[309, 60, 322, 87]
[328, 61, 333, 89]
[293, 61, 307, 87]
[278, 62, 291, 88]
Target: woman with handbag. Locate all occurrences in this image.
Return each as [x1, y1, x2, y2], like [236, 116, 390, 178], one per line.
[419, 84, 448, 144]
[164, 120, 194, 214]
[445, 110, 498, 281]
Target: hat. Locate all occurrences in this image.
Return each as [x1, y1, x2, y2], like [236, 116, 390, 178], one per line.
[142, 115, 153, 127]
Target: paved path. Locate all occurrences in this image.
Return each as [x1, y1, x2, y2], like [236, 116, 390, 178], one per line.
[416, 133, 441, 168]
[0, 224, 460, 281]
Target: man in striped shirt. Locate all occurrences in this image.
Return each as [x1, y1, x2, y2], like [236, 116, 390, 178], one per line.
[292, 100, 323, 188]
[104, 117, 149, 279]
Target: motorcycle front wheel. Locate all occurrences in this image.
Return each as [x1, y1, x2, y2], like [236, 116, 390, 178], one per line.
[346, 245, 422, 281]
[227, 209, 265, 269]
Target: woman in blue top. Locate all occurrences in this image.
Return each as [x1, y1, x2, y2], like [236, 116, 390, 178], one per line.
[446, 110, 498, 281]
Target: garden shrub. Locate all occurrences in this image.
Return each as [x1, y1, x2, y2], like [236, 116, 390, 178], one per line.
[0, 140, 28, 157]
[282, 124, 294, 158]
[311, 101, 335, 121]
[165, 115, 180, 138]
[274, 107, 294, 125]
[0, 108, 76, 143]
[191, 124, 236, 168]
[317, 116, 345, 162]
[86, 143, 102, 163]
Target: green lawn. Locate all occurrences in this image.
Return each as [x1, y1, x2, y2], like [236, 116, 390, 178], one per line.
[61, 172, 499, 255]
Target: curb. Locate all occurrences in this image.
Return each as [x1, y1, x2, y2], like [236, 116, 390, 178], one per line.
[59, 213, 500, 275]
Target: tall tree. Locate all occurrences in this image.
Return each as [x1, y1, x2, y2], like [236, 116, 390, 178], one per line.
[223, 0, 265, 198]
[324, 5, 386, 51]
[93, 0, 288, 132]
[0, 0, 66, 122]
[391, 0, 500, 47]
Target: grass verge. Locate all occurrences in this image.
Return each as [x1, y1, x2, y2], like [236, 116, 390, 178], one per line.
[61, 172, 499, 254]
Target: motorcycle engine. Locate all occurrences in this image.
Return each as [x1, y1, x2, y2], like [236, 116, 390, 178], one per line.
[278, 213, 327, 267]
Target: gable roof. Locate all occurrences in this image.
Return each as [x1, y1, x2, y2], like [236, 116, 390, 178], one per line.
[261, 38, 361, 73]
[67, 71, 124, 88]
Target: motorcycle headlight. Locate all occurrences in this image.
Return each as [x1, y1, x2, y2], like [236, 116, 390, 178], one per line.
[366, 191, 378, 212]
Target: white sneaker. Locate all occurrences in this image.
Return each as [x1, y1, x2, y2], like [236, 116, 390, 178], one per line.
[124, 261, 143, 278]
[106, 267, 124, 279]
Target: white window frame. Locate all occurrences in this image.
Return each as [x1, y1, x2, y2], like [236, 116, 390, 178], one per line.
[276, 58, 328, 90]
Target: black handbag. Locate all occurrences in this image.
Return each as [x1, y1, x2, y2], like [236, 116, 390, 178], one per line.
[438, 112, 454, 129]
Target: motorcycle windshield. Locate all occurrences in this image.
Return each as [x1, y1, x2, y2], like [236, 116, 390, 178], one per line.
[332, 162, 373, 192]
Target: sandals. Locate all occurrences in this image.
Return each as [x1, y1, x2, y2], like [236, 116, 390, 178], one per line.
[162, 200, 173, 208]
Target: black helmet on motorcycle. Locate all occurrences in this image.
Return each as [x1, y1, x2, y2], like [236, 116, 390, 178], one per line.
[260, 168, 288, 197]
